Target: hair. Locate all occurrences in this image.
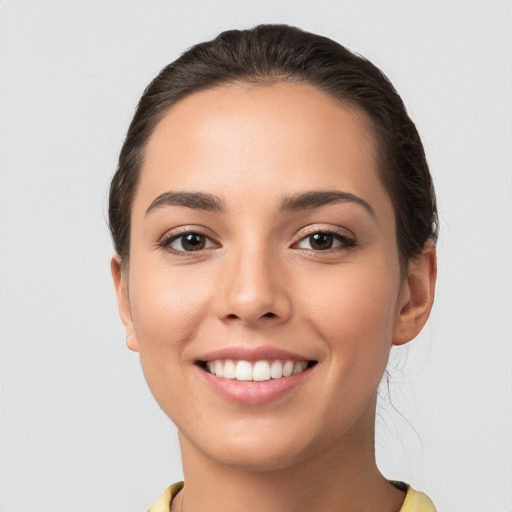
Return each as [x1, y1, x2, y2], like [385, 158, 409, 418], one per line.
[109, 24, 438, 269]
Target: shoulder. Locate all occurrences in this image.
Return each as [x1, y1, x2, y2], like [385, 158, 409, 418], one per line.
[145, 481, 437, 512]
[399, 484, 437, 512]
[146, 481, 183, 512]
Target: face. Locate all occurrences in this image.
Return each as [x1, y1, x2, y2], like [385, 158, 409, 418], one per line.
[113, 82, 429, 471]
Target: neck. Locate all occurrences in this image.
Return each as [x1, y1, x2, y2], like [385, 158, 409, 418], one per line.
[174, 406, 405, 512]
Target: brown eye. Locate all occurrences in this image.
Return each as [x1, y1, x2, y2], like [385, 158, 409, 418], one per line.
[308, 233, 334, 250]
[296, 231, 356, 251]
[167, 232, 215, 252]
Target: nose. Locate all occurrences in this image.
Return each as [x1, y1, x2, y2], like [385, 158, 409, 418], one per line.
[214, 243, 292, 327]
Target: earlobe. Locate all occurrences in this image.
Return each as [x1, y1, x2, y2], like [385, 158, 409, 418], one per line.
[111, 255, 139, 352]
[392, 241, 437, 346]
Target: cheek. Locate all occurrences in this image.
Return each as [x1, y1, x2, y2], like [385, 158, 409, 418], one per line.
[128, 263, 212, 378]
[127, 265, 218, 426]
[301, 258, 400, 373]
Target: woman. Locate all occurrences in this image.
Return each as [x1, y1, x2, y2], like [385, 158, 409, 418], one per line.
[109, 25, 438, 512]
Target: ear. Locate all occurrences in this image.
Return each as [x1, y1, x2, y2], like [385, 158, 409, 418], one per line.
[392, 241, 437, 346]
[111, 255, 139, 352]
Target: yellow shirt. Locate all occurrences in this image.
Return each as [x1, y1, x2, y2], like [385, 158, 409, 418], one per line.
[147, 481, 437, 512]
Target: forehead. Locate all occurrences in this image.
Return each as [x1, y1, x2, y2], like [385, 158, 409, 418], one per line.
[136, 81, 387, 214]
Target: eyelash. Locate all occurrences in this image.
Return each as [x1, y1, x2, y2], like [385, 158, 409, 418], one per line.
[158, 228, 357, 255]
[158, 229, 219, 255]
[293, 228, 357, 253]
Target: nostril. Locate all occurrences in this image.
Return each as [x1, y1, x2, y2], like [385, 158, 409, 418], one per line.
[224, 311, 278, 323]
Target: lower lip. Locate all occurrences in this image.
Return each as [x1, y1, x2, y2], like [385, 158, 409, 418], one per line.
[198, 366, 312, 405]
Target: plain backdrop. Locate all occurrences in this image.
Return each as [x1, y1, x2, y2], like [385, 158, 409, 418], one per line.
[1, 1, 511, 511]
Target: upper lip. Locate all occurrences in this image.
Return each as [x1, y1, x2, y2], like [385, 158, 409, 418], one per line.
[197, 345, 314, 363]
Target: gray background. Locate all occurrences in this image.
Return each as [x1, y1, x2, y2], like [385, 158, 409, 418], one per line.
[1, 1, 511, 511]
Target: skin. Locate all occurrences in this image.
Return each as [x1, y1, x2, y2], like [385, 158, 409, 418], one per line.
[112, 82, 436, 512]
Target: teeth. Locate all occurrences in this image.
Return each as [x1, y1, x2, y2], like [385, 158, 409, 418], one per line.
[270, 360, 282, 379]
[205, 359, 310, 381]
[282, 360, 294, 377]
[223, 359, 236, 379]
[235, 360, 253, 381]
[253, 361, 271, 381]
[292, 361, 307, 375]
[214, 360, 224, 378]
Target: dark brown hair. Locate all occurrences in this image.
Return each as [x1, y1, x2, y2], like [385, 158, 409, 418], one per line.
[109, 24, 438, 268]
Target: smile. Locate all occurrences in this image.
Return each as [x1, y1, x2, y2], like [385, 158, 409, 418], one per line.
[201, 359, 316, 381]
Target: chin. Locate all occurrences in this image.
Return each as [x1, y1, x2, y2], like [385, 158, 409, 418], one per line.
[178, 419, 327, 474]
[205, 441, 311, 472]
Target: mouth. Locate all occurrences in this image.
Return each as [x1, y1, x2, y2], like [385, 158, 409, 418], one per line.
[197, 359, 317, 382]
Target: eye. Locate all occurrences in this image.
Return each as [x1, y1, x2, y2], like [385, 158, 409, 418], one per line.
[296, 231, 356, 251]
[163, 232, 217, 253]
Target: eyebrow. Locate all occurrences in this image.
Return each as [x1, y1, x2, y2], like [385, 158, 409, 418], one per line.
[145, 189, 375, 218]
[279, 190, 376, 218]
[145, 191, 225, 215]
